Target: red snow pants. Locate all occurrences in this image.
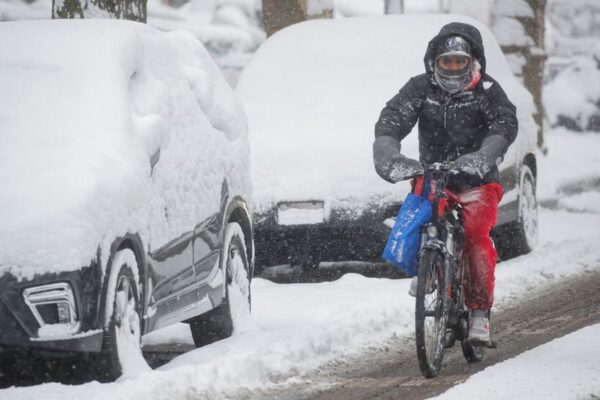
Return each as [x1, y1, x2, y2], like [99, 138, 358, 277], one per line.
[452, 183, 504, 310]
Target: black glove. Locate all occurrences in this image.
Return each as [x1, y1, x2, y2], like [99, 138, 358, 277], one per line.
[388, 155, 423, 182]
[451, 135, 508, 178]
[373, 135, 423, 183]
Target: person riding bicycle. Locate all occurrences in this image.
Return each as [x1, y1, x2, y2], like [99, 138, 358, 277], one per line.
[373, 22, 518, 344]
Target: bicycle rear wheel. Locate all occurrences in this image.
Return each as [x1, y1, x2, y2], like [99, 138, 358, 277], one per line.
[415, 249, 449, 378]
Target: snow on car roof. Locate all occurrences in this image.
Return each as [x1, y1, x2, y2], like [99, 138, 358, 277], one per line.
[236, 14, 536, 214]
[0, 20, 249, 278]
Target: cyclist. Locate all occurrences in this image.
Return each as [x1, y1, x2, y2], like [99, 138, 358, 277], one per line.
[373, 22, 518, 344]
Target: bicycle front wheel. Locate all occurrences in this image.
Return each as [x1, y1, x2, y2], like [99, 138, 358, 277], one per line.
[415, 248, 449, 378]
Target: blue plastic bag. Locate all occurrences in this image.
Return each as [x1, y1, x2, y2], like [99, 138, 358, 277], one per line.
[383, 192, 433, 276]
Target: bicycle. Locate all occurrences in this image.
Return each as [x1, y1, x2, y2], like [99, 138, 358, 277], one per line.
[413, 162, 493, 379]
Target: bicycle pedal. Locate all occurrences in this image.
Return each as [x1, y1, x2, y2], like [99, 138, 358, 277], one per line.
[485, 339, 498, 349]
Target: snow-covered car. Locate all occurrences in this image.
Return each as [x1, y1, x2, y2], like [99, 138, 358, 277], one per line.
[0, 20, 253, 380]
[236, 14, 538, 270]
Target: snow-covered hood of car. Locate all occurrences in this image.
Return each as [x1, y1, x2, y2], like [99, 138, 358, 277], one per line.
[0, 21, 150, 277]
[237, 14, 536, 215]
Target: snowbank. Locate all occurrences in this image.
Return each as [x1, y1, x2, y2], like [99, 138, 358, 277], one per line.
[546, 0, 600, 58]
[543, 0, 600, 132]
[544, 57, 600, 132]
[0, 20, 249, 278]
[537, 128, 600, 201]
[432, 323, 600, 400]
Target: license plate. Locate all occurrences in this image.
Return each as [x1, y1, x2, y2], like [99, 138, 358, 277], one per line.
[277, 201, 326, 225]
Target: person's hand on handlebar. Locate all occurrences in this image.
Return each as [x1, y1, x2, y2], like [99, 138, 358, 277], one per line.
[450, 135, 507, 179]
[450, 153, 487, 178]
[373, 136, 424, 182]
[389, 156, 424, 182]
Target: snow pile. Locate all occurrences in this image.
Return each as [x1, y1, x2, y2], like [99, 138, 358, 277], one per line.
[536, 128, 600, 202]
[147, 0, 264, 55]
[236, 14, 535, 217]
[544, 0, 600, 132]
[432, 323, 600, 400]
[544, 57, 600, 132]
[546, 0, 600, 58]
[558, 191, 600, 213]
[0, 20, 249, 278]
[1, 274, 416, 399]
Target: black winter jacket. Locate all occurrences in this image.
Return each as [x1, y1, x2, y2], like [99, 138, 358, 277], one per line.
[373, 22, 518, 191]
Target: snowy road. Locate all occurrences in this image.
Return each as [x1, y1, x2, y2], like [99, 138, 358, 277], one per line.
[260, 267, 600, 400]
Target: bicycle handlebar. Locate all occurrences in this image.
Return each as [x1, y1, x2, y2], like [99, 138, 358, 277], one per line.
[422, 162, 459, 174]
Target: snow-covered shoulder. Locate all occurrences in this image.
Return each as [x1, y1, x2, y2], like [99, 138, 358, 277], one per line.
[0, 20, 249, 279]
[432, 323, 600, 400]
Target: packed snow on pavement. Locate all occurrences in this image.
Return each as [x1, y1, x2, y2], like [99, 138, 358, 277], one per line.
[1, 127, 599, 399]
[431, 322, 600, 400]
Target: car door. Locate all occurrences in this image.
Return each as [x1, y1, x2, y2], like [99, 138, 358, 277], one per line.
[147, 228, 197, 330]
[192, 214, 221, 285]
[193, 182, 228, 286]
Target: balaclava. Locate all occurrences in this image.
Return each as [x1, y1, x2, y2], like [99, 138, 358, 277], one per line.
[433, 35, 473, 94]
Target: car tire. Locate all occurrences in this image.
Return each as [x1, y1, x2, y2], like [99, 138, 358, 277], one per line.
[94, 249, 145, 381]
[496, 164, 538, 260]
[188, 222, 251, 347]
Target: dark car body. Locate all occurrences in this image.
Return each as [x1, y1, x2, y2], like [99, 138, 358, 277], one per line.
[0, 199, 252, 356]
[0, 20, 253, 360]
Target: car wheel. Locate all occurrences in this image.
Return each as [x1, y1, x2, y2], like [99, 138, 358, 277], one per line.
[94, 249, 147, 381]
[188, 222, 251, 347]
[496, 164, 538, 259]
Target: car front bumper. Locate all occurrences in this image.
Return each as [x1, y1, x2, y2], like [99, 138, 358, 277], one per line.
[0, 263, 104, 355]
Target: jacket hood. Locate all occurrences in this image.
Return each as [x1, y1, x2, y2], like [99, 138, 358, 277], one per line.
[424, 22, 486, 75]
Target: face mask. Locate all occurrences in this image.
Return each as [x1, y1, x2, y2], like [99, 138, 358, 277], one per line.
[433, 36, 473, 94]
[434, 61, 472, 94]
